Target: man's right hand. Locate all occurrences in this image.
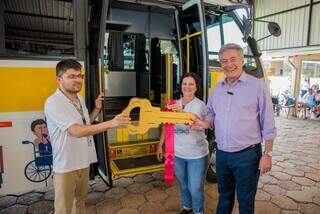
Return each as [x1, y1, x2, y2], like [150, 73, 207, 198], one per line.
[68, 114, 130, 138]
[110, 113, 131, 128]
[190, 119, 211, 131]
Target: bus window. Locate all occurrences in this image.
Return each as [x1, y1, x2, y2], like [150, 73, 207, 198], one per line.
[160, 40, 180, 99]
[207, 13, 261, 78]
[105, 33, 146, 72]
[234, 8, 250, 25]
[222, 15, 246, 50]
[221, 15, 255, 63]
[160, 40, 177, 55]
[207, 14, 221, 67]
[147, 39, 179, 68]
[177, 3, 205, 80]
[207, 23, 221, 53]
[123, 34, 135, 70]
[160, 40, 179, 69]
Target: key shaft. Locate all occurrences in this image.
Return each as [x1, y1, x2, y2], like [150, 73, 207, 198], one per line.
[123, 98, 197, 134]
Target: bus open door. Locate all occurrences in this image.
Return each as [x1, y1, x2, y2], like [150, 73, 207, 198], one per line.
[94, 0, 209, 186]
[93, 0, 280, 186]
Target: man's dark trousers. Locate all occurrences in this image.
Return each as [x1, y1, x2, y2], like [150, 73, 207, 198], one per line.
[216, 144, 262, 214]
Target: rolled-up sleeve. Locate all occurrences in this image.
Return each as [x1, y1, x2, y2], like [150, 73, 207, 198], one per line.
[258, 82, 277, 140]
[45, 98, 78, 132]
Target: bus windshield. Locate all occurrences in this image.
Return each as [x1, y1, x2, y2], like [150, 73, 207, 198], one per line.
[206, 11, 257, 74]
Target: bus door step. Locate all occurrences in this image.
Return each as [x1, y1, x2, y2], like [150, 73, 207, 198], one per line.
[111, 154, 164, 179]
[113, 155, 163, 170]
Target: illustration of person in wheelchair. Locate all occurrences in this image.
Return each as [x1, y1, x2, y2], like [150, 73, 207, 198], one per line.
[22, 119, 53, 183]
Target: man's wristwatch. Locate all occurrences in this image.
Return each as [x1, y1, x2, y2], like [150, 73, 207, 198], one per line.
[263, 150, 273, 157]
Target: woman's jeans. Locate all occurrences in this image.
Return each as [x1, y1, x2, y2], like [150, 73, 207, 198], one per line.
[174, 155, 209, 214]
[216, 144, 262, 214]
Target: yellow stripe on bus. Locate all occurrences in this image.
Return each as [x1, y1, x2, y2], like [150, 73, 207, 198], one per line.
[0, 67, 85, 112]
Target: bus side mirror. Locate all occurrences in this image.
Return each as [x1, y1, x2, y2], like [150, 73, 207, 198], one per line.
[242, 17, 281, 42]
[268, 22, 281, 37]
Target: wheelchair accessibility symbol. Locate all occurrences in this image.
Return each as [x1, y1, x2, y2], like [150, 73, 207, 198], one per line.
[22, 119, 53, 183]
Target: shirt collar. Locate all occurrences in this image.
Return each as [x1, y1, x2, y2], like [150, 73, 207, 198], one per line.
[56, 88, 80, 103]
[222, 71, 247, 86]
[238, 72, 247, 82]
[56, 88, 63, 95]
[56, 88, 69, 103]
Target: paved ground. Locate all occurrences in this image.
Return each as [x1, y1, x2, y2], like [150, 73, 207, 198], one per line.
[0, 116, 319, 214]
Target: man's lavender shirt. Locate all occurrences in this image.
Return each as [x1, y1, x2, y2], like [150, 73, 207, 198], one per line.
[205, 72, 276, 152]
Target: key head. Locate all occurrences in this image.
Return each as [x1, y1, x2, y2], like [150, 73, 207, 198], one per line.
[122, 98, 161, 135]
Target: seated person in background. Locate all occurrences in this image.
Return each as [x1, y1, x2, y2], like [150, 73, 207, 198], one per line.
[300, 78, 310, 98]
[298, 88, 316, 119]
[314, 105, 320, 118]
[312, 84, 320, 103]
[31, 119, 52, 156]
[312, 84, 320, 118]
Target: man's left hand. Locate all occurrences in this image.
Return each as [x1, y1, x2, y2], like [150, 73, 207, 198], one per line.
[259, 154, 272, 175]
[95, 92, 104, 111]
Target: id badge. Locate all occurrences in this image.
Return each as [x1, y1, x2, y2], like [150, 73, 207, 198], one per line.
[87, 137, 93, 147]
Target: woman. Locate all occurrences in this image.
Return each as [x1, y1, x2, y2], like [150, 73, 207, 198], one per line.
[298, 88, 316, 119]
[157, 73, 209, 214]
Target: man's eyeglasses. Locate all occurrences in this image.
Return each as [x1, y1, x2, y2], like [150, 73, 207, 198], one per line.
[64, 74, 84, 80]
[220, 57, 241, 65]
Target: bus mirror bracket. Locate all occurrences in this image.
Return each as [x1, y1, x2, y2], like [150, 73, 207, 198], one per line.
[242, 18, 281, 42]
[246, 36, 261, 57]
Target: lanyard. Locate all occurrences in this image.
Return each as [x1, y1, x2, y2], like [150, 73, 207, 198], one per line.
[59, 88, 86, 125]
[70, 98, 87, 125]
[59, 88, 93, 146]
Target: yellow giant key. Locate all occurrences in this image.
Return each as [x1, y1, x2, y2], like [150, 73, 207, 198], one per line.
[122, 98, 197, 134]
